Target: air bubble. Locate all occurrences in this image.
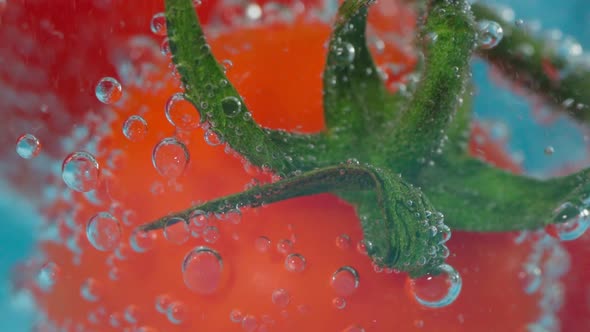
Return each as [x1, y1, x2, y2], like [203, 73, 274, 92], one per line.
[16, 134, 41, 159]
[95, 77, 123, 104]
[189, 210, 209, 237]
[276, 239, 293, 255]
[407, 264, 462, 308]
[221, 96, 242, 117]
[229, 309, 243, 323]
[164, 217, 190, 244]
[519, 263, 542, 294]
[152, 137, 190, 178]
[332, 297, 346, 309]
[182, 246, 223, 294]
[167, 302, 188, 325]
[130, 229, 156, 253]
[124, 305, 140, 324]
[477, 20, 504, 50]
[123, 115, 148, 142]
[551, 203, 590, 241]
[342, 325, 365, 332]
[165, 93, 200, 131]
[333, 42, 356, 65]
[255, 236, 271, 253]
[204, 129, 223, 146]
[37, 262, 60, 292]
[155, 294, 172, 314]
[242, 315, 258, 332]
[86, 212, 121, 251]
[285, 253, 306, 272]
[331, 266, 360, 297]
[271, 288, 290, 308]
[150, 12, 167, 36]
[62, 151, 100, 192]
[544, 145, 555, 155]
[203, 225, 220, 243]
[80, 278, 102, 302]
[335, 234, 351, 249]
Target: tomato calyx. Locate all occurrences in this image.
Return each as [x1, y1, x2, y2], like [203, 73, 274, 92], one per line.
[141, 0, 590, 281]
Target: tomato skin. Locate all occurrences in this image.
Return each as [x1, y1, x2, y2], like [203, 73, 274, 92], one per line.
[2, 0, 582, 331]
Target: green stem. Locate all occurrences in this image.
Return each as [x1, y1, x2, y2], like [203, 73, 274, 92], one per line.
[165, 0, 322, 175]
[139, 163, 449, 277]
[473, 3, 590, 122]
[386, 0, 477, 177]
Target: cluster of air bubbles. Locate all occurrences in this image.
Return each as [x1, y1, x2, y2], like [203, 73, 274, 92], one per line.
[152, 137, 190, 178]
[182, 246, 224, 294]
[476, 20, 504, 50]
[407, 264, 462, 308]
[16, 134, 41, 159]
[62, 151, 100, 192]
[95, 77, 123, 104]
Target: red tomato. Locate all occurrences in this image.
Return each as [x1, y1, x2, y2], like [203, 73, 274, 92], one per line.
[3, 1, 580, 331]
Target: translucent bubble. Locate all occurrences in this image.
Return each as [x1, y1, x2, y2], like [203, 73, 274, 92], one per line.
[221, 96, 242, 117]
[164, 217, 190, 244]
[407, 264, 462, 308]
[335, 234, 351, 249]
[519, 263, 542, 294]
[276, 239, 293, 255]
[204, 129, 223, 146]
[160, 38, 171, 56]
[16, 134, 41, 159]
[544, 145, 555, 155]
[229, 309, 243, 323]
[331, 266, 360, 297]
[86, 212, 121, 251]
[342, 325, 365, 332]
[95, 77, 123, 104]
[285, 253, 306, 272]
[165, 93, 200, 131]
[37, 262, 60, 292]
[123, 115, 148, 142]
[242, 315, 258, 332]
[332, 297, 346, 309]
[152, 137, 190, 178]
[167, 302, 188, 325]
[62, 151, 100, 192]
[203, 226, 220, 243]
[189, 210, 209, 237]
[477, 20, 504, 50]
[150, 12, 167, 36]
[182, 246, 223, 294]
[130, 229, 156, 253]
[333, 42, 356, 65]
[255, 236, 271, 253]
[124, 304, 140, 324]
[155, 294, 172, 314]
[551, 203, 590, 241]
[80, 278, 102, 302]
[271, 288, 290, 308]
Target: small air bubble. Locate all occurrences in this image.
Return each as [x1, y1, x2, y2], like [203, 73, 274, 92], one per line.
[123, 115, 148, 142]
[95, 77, 123, 104]
[150, 12, 167, 36]
[182, 246, 224, 294]
[164, 217, 190, 244]
[86, 212, 121, 251]
[331, 266, 360, 297]
[285, 253, 306, 272]
[152, 137, 190, 178]
[477, 20, 504, 50]
[165, 93, 200, 131]
[16, 134, 41, 159]
[407, 264, 462, 308]
[271, 288, 290, 308]
[62, 151, 100, 192]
